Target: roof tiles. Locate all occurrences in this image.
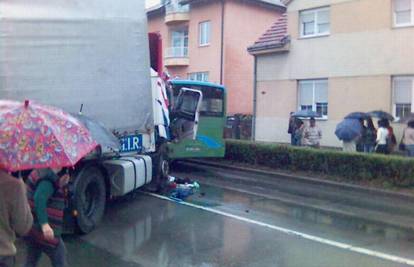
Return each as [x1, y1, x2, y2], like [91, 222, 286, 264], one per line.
[248, 13, 289, 53]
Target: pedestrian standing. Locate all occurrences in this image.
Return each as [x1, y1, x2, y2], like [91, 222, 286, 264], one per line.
[303, 117, 322, 148]
[24, 168, 70, 267]
[363, 118, 377, 153]
[288, 112, 298, 145]
[356, 119, 366, 152]
[403, 121, 414, 157]
[376, 120, 389, 154]
[383, 119, 397, 153]
[0, 169, 33, 267]
[293, 119, 304, 146]
[342, 137, 358, 152]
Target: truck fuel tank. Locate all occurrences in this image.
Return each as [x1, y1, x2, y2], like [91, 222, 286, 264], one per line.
[103, 156, 152, 197]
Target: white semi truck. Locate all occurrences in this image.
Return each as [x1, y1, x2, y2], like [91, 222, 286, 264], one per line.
[0, 0, 203, 233]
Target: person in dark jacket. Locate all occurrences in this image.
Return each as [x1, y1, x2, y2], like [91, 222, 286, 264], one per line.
[363, 118, 377, 153]
[288, 112, 302, 146]
[24, 168, 70, 267]
[0, 169, 33, 267]
[356, 118, 366, 152]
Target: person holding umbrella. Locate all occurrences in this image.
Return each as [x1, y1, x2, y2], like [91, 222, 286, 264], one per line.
[335, 118, 362, 152]
[0, 100, 97, 267]
[363, 118, 377, 153]
[383, 119, 397, 153]
[356, 118, 367, 152]
[0, 170, 33, 267]
[288, 112, 297, 145]
[288, 112, 303, 146]
[376, 119, 390, 154]
[24, 168, 70, 267]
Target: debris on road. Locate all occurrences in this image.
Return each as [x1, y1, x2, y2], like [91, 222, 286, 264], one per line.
[167, 176, 200, 201]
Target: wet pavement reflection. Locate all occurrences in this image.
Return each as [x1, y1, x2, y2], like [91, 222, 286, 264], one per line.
[78, 193, 410, 267]
[14, 165, 413, 267]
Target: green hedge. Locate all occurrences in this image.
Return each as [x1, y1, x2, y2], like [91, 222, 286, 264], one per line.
[225, 140, 414, 186]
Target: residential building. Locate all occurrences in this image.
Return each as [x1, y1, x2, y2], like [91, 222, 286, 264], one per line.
[147, 0, 285, 115]
[248, 0, 414, 147]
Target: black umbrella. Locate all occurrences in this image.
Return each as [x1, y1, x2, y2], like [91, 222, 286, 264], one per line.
[73, 113, 120, 154]
[344, 112, 370, 120]
[292, 110, 321, 118]
[367, 110, 394, 121]
[401, 113, 414, 124]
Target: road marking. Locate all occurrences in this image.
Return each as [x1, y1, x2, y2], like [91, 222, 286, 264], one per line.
[147, 192, 414, 266]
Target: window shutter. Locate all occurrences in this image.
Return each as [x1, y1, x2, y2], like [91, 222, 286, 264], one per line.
[317, 9, 330, 33]
[315, 80, 328, 103]
[394, 0, 412, 24]
[301, 12, 315, 23]
[395, 0, 411, 11]
[394, 78, 412, 104]
[299, 82, 314, 106]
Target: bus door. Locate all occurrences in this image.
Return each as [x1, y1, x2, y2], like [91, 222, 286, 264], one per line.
[168, 82, 226, 159]
[170, 88, 203, 141]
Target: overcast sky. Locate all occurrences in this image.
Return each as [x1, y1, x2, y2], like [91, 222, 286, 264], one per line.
[146, 0, 160, 8]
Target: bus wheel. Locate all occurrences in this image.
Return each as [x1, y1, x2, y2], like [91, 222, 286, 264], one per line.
[73, 165, 106, 234]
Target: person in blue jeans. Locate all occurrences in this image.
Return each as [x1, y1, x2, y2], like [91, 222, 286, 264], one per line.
[403, 121, 414, 157]
[288, 113, 303, 146]
[363, 118, 377, 153]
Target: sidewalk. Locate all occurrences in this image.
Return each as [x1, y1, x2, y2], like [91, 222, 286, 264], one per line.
[180, 159, 414, 240]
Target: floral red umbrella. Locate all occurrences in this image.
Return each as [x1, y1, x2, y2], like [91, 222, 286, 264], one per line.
[0, 100, 98, 172]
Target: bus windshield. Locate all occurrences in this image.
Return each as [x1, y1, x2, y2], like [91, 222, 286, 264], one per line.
[171, 84, 225, 117]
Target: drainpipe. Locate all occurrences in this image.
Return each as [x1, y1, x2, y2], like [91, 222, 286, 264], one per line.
[220, 0, 225, 84]
[252, 55, 257, 141]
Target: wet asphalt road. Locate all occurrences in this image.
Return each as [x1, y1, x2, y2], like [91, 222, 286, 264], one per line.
[15, 164, 414, 267]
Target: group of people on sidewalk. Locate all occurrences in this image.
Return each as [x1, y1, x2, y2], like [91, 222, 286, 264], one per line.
[0, 168, 69, 267]
[288, 114, 322, 148]
[288, 112, 414, 157]
[344, 118, 414, 156]
[343, 118, 397, 154]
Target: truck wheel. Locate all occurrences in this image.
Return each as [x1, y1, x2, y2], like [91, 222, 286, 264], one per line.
[73, 166, 106, 234]
[148, 143, 169, 192]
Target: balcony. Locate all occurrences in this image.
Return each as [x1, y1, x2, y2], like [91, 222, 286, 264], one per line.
[164, 1, 190, 25]
[164, 47, 189, 66]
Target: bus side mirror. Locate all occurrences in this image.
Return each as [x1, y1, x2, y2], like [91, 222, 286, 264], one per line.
[171, 88, 203, 140]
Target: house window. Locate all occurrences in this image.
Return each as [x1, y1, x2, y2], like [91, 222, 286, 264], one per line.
[298, 79, 328, 118]
[199, 21, 211, 46]
[300, 7, 330, 38]
[394, 0, 414, 26]
[168, 28, 188, 57]
[393, 76, 413, 121]
[188, 72, 209, 82]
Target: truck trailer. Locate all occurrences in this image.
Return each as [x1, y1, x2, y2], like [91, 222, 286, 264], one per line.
[0, 0, 207, 233]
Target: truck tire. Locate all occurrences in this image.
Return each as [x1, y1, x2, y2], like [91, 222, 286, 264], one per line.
[147, 142, 169, 192]
[73, 166, 106, 234]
